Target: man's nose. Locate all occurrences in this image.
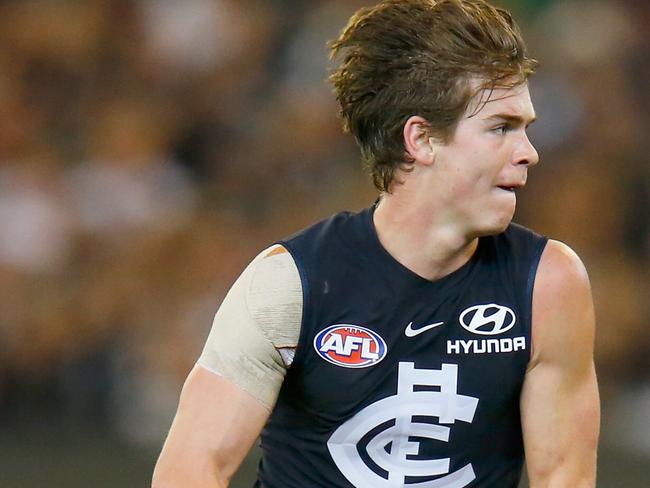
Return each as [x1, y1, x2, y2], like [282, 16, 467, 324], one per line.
[513, 133, 539, 167]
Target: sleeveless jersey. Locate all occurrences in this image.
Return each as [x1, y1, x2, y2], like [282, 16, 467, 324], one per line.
[256, 205, 548, 488]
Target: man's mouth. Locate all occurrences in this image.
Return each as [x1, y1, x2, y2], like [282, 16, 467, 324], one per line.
[497, 185, 516, 192]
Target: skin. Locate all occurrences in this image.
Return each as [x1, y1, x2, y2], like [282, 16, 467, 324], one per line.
[522, 240, 599, 487]
[376, 82, 599, 486]
[152, 83, 599, 487]
[374, 83, 539, 281]
[152, 365, 270, 487]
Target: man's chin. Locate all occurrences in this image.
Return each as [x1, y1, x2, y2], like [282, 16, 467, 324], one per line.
[475, 212, 514, 236]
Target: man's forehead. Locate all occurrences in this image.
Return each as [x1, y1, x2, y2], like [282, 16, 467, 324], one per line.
[467, 83, 536, 120]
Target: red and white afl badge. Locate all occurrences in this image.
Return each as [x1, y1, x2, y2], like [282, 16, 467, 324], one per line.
[313, 324, 387, 368]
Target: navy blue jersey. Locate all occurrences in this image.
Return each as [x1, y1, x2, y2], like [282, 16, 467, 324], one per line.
[256, 205, 548, 488]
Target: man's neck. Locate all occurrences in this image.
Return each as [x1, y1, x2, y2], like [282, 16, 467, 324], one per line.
[373, 195, 479, 282]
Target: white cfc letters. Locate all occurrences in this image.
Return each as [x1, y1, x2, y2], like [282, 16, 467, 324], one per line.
[327, 362, 479, 488]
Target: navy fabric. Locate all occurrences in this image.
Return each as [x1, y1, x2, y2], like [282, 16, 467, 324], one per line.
[256, 205, 548, 488]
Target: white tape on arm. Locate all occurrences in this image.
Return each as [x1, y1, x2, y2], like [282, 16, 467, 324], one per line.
[197, 245, 302, 409]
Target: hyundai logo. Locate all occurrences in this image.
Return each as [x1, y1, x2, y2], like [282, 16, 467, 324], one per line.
[459, 304, 516, 335]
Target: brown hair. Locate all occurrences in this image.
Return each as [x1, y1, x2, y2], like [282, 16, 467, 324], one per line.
[329, 0, 537, 192]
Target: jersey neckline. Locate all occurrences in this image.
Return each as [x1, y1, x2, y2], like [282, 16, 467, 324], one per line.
[360, 203, 484, 289]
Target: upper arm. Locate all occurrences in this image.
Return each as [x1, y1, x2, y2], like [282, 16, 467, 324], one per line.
[521, 240, 600, 487]
[153, 364, 271, 487]
[153, 245, 303, 487]
[198, 244, 302, 408]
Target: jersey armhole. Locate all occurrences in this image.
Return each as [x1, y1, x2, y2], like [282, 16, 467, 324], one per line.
[526, 237, 549, 364]
[275, 240, 310, 369]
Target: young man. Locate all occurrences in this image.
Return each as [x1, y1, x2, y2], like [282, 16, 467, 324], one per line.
[153, 1, 600, 487]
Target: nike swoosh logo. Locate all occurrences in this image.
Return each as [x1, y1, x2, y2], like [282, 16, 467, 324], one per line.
[405, 321, 445, 337]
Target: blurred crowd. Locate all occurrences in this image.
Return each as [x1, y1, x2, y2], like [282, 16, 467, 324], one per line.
[0, 0, 647, 455]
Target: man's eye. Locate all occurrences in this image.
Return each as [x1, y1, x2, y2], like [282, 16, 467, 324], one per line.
[492, 125, 510, 135]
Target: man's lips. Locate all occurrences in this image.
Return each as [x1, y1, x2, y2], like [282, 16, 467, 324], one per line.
[496, 181, 525, 192]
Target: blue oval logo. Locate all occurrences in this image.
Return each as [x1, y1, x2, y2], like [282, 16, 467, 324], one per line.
[314, 324, 387, 368]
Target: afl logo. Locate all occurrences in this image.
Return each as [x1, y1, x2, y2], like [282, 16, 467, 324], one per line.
[314, 325, 387, 368]
[460, 303, 516, 335]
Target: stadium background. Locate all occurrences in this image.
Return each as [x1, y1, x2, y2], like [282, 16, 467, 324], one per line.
[0, 0, 647, 486]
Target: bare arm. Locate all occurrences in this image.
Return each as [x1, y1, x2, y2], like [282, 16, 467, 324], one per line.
[521, 240, 600, 487]
[152, 365, 271, 488]
[152, 246, 302, 487]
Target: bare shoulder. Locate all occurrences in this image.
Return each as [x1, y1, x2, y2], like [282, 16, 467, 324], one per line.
[529, 239, 595, 369]
[536, 239, 590, 291]
[522, 240, 600, 486]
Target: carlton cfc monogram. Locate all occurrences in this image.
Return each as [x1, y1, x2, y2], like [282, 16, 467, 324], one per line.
[328, 362, 479, 488]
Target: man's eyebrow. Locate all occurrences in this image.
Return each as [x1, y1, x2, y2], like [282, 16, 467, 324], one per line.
[485, 114, 537, 125]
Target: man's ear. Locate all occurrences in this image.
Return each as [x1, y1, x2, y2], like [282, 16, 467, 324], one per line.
[403, 115, 436, 165]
